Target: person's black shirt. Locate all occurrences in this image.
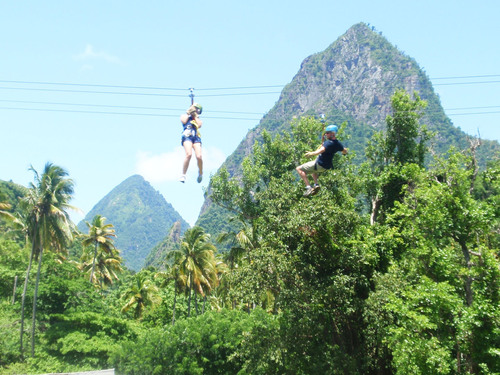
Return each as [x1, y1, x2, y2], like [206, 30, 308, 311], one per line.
[317, 139, 344, 169]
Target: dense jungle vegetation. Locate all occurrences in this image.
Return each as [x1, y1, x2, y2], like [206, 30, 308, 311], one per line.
[0, 90, 498, 374]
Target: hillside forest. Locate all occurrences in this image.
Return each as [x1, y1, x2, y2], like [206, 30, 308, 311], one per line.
[0, 90, 499, 374]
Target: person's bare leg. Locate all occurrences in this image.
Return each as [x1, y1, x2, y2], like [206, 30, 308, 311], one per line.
[181, 141, 193, 181]
[312, 173, 319, 185]
[193, 142, 203, 182]
[296, 166, 311, 187]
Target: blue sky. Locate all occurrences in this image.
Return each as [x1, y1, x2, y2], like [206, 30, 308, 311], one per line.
[1, 1, 499, 227]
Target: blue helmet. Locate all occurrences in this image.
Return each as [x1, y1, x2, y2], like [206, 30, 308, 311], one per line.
[325, 124, 338, 133]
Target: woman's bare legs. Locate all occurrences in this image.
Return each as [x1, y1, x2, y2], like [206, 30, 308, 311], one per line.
[193, 142, 203, 182]
[181, 141, 203, 182]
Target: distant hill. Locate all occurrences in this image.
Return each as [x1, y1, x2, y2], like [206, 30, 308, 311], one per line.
[196, 22, 500, 237]
[0, 180, 25, 211]
[143, 220, 183, 270]
[0, 179, 26, 232]
[78, 175, 189, 271]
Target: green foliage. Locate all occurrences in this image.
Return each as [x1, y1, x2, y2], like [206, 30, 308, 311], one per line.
[35, 253, 112, 317]
[120, 270, 162, 319]
[365, 150, 500, 374]
[361, 90, 432, 225]
[208, 117, 376, 372]
[0, 239, 28, 300]
[45, 311, 138, 368]
[111, 308, 281, 375]
[0, 301, 23, 366]
[0, 179, 26, 217]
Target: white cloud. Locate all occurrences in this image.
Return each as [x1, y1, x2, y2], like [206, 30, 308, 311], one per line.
[134, 146, 226, 183]
[79, 64, 94, 72]
[74, 44, 123, 64]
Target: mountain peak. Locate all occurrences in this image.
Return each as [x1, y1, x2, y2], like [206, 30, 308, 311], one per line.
[78, 175, 189, 271]
[275, 21, 424, 130]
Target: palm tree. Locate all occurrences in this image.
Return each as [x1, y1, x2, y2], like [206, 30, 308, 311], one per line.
[217, 216, 259, 269]
[0, 201, 13, 219]
[170, 226, 218, 317]
[218, 217, 261, 309]
[121, 272, 161, 319]
[19, 163, 75, 357]
[81, 215, 117, 283]
[164, 264, 187, 325]
[201, 257, 227, 313]
[80, 247, 122, 289]
[0, 199, 29, 242]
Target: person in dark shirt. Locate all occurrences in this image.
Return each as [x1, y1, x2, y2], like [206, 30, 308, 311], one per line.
[296, 124, 348, 196]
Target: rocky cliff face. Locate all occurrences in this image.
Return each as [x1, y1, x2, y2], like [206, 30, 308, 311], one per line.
[270, 23, 430, 130]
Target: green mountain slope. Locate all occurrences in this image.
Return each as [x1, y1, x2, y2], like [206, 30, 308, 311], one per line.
[197, 22, 499, 237]
[143, 220, 183, 270]
[77, 175, 189, 271]
[0, 179, 26, 233]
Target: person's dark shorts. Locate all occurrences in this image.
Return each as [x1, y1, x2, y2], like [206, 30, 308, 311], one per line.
[181, 135, 202, 146]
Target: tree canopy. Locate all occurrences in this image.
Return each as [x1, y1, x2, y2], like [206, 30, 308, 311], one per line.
[0, 91, 498, 374]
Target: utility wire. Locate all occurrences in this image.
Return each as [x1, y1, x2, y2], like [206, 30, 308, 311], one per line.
[0, 75, 499, 119]
[0, 86, 281, 98]
[1, 102, 498, 120]
[0, 79, 286, 92]
[1, 74, 500, 92]
[2, 99, 499, 115]
[433, 80, 500, 86]
[430, 74, 500, 80]
[0, 99, 266, 115]
[0, 80, 187, 91]
[0, 106, 262, 120]
[0, 86, 190, 97]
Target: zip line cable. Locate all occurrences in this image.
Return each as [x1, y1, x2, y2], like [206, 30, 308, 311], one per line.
[0, 74, 499, 120]
[0, 86, 282, 98]
[433, 80, 500, 86]
[1, 101, 499, 120]
[2, 99, 500, 114]
[0, 74, 498, 104]
[2, 74, 500, 90]
[0, 79, 286, 91]
[0, 99, 266, 115]
[430, 74, 500, 80]
[0, 80, 187, 91]
[0, 86, 189, 97]
[0, 106, 263, 120]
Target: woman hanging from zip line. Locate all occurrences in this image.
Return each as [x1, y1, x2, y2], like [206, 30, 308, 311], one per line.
[179, 103, 203, 183]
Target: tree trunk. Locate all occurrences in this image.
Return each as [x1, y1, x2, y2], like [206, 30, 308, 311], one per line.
[20, 225, 37, 357]
[187, 274, 192, 317]
[90, 242, 98, 283]
[31, 246, 44, 357]
[12, 275, 18, 304]
[460, 241, 473, 306]
[194, 290, 199, 315]
[370, 196, 381, 225]
[172, 289, 177, 325]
